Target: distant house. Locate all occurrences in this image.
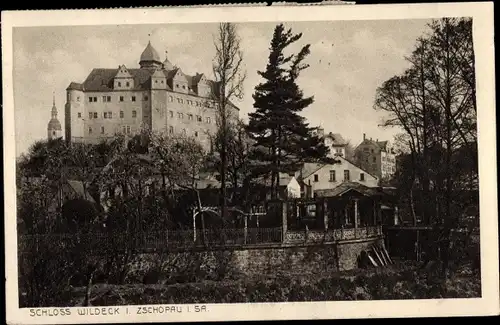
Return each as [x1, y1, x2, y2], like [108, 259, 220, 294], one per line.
[354, 134, 396, 180]
[312, 127, 348, 158]
[22, 177, 97, 214]
[296, 156, 379, 198]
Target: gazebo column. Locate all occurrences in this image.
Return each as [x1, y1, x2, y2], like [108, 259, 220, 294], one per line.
[282, 201, 287, 242]
[354, 198, 359, 237]
[323, 198, 329, 231]
[344, 199, 349, 226]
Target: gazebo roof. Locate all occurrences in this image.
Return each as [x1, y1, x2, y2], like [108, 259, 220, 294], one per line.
[315, 182, 386, 198]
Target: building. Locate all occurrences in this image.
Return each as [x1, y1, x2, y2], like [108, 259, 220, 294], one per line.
[312, 127, 348, 158]
[354, 134, 396, 180]
[64, 41, 238, 151]
[47, 94, 62, 140]
[296, 156, 379, 198]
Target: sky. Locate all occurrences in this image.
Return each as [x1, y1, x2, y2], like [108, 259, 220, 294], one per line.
[12, 19, 433, 156]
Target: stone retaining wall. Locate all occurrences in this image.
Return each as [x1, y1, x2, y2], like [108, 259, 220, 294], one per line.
[125, 236, 385, 283]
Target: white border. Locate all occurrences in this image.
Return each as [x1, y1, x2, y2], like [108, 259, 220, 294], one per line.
[3, 2, 498, 323]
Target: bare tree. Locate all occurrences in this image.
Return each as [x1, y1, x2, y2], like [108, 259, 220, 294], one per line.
[212, 22, 246, 221]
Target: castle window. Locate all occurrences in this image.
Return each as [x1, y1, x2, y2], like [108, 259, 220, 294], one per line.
[120, 111, 124, 118]
[77, 112, 82, 118]
[118, 82, 121, 87]
[188, 114, 193, 120]
[101, 126, 105, 134]
[168, 96, 173, 102]
[176, 84, 179, 88]
[155, 80, 158, 83]
[161, 80, 164, 84]
[93, 112, 98, 119]
[182, 129, 186, 135]
[108, 112, 113, 119]
[182, 85, 186, 89]
[197, 115, 202, 122]
[77, 96, 80, 102]
[344, 170, 350, 181]
[126, 81, 130, 87]
[206, 117, 211, 124]
[89, 127, 92, 134]
[194, 131, 198, 137]
[169, 126, 173, 134]
[314, 174, 319, 182]
[178, 112, 184, 119]
[169, 111, 173, 118]
[372, 157, 376, 163]
[89, 97, 93, 102]
[144, 95, 148, 101]
[360, 173, 365, 181]
[103, 112, 108, 119]
[329, 170, 336, 182]
[120, 96, 124, 102]
[132, 96, 136, 102]
[53, 131, 56, 136]
[126, 126, 131, 134]
[132, 110, 137, 118]
[89, 112, 93, 119]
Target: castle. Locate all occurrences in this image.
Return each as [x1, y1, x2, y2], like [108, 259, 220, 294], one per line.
[58, 41, 238, 150]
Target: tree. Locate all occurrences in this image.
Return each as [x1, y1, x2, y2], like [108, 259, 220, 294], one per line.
[247, 23, 332, 199]
[212, 22, 246, 221]
[374, 18, 477, 277]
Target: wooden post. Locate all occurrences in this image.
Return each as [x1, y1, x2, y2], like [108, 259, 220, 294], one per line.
[394, 206, 399, 226]
[344, 203, 349, 226]
[323, 198, 329, 232]
[354, 198, 359, 238]
[193, 210, 196, 243]
[244, 214, 248, 245]
[282, 201, 287, 243]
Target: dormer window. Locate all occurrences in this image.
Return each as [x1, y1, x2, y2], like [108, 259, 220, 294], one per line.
[118, 82, 122, 87]
[126, 81, 130, 87]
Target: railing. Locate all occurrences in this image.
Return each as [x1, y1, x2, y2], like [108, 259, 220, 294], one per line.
[19, 226, 383, 254]
[18, 227, 283, 254]
[284, 225, 383, 244]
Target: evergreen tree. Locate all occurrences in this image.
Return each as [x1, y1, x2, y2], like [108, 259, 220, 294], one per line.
[247, 23, 332, 199]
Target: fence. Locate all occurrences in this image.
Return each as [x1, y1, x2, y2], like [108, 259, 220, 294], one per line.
[284, 225, 383, 244]
[18, 227, 284, 254]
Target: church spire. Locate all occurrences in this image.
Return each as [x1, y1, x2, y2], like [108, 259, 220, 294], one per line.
[51, 92, 58, 119]
[48, 92, 62, 140]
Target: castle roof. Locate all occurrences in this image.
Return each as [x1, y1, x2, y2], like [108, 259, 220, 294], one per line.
[140, 41, 162, 63]
[66, 82, 83, 91]
[48, 118, 62, 131]
[376, 140, 388, 151]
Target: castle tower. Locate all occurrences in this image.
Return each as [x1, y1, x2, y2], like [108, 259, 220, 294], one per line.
[47, 93, 62, 140]
[139, 41, 162, 69]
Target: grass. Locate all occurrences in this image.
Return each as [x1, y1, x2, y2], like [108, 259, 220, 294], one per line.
[69, 260, 480, 306]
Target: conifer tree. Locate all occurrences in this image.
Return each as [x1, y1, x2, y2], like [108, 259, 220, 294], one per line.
[247, 23, 332, 199]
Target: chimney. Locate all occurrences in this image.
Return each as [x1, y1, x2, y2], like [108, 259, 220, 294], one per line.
[363, 133, 366, 140]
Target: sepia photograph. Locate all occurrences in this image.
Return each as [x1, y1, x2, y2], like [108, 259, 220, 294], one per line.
[3, 2, 498, 323]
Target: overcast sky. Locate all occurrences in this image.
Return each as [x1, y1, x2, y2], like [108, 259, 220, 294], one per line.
[13, 19, 432, 155]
